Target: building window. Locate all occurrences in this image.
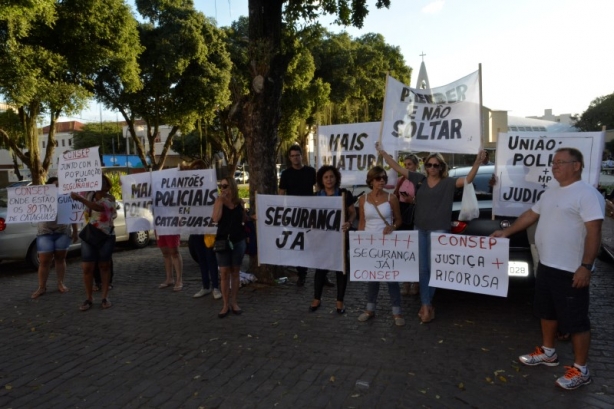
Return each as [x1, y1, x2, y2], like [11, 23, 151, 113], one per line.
[61, 139, 65, 147]
[42, 141, 46, 148]
[68, 139, 72, 146]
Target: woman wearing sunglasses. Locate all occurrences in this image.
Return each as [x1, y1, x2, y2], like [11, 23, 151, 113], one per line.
[212, 177, 248, 318]
[357, 166, 405, 326]
[377, 143, 485, 323]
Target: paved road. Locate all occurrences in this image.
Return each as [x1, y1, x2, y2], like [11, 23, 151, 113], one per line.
[0, 245, 613, 408]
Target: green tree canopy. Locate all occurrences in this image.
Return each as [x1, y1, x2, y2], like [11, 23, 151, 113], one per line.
[575, 93, 614, 132]
[72, 122, 126, 155]
[95, 0, 232, 170]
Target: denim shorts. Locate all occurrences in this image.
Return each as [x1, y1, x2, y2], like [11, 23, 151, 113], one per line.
[37, 233, 72, 253]
[534, 262, 590, 334]
[215, 239, 246, 268]
[81, 235, 116, 262]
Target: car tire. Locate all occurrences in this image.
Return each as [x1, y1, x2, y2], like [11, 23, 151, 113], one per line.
[129, 231, 150, 249]
[26, 241, 40, 270]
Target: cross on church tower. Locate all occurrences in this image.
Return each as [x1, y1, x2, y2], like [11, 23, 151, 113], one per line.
[420, 52, 426, 62]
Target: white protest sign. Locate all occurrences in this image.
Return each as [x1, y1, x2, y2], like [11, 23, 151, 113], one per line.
[430, 233, 509, 297]
[317, 122, 380, 186]
[58, 147, 103, 194]
[121, 172, 154, 233]
[151, 168, 218, 235]
[57, 194, 85, 224]
[493, 132, 604, 217]
[6, 185, 58, 223]
[349, 230, 419, 282]
[381, 71, 481, 154]
[256, 194, 344, 271]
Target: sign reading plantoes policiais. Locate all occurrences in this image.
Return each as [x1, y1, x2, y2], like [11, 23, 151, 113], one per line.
[380, 71, 481, 155]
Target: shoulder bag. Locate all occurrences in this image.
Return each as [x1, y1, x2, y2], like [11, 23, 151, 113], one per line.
[79, 223, 109, 247]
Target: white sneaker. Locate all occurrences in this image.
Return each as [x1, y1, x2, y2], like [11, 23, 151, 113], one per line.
[212, 288, 222, 300]
[193, 287, 212, 298]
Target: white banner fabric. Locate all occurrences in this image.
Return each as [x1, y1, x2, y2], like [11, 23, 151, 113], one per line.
[121, 172, 154, 233]
[256, 194, 344, 272]
[58, 147, 102, 194]
[493, 132, 605, 217]
[429, 233, 510, 297]
[380, 72, 481, 154]
[6, 185, 58, 223]
[349, 230, 419, 282]
[151, 168, 218, 235]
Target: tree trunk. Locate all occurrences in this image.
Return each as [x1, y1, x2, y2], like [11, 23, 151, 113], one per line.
[238, 0, 289, 284]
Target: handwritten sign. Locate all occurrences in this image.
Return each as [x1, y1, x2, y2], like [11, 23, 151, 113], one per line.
[57, 194, 85, 224]
[151, 168, 218, 235]
[381, 71, 481, 154]
[317, 122, 379, 186]
[493, 132, 604, 217]
[121, 172, 154, 233]
[349, 230, 419, 282]
[256, 194, 344, 271]
[6, 185, 58, 223]
[58, 147, 102, 194]
[430, 233, 509, 297]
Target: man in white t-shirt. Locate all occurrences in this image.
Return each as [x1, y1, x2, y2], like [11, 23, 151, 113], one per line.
[492, 147, 604, 390]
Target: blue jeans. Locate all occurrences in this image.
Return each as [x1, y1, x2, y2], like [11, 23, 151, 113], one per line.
[418, 229, 448, 306]
[366, 282, 402, 315]
[189, 234, 219, 290]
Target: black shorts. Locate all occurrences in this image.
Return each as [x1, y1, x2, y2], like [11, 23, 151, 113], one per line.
[534, 263, 590, 334]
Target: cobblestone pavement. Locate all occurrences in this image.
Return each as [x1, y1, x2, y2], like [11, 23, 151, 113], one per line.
[0, 245, 613, 408]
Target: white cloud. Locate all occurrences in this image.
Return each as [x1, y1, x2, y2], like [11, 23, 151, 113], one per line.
[421, 0, 445, 14]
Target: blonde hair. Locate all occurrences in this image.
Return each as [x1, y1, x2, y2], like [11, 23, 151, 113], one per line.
[424, 153, 448, 178]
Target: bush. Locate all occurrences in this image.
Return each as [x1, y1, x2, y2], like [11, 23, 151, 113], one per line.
[105, 171, 126, 200]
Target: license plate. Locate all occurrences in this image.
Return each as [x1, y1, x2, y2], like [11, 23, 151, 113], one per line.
[508, 261, 529, 277]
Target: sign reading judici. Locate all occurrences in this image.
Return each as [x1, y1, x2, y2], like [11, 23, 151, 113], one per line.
[256, 194, 344, 272]
[349, 230, 419, 282]
[430, 233, 509, 297]
[493, 132, 604, 217]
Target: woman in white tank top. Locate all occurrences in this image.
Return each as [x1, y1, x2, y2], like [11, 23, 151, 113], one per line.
[357, 166, 405, 326]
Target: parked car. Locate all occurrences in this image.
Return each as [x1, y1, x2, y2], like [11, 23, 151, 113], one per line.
[0, 189, 150, 268]
[448, 165, 534, 283]
[234, 170, 249, 184]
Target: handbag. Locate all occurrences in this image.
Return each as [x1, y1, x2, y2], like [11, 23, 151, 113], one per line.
[204, 234, 216, 249]
[213, 238, 232, 252]
[458, 182, 480, 221]
[79, 223, 109, 247]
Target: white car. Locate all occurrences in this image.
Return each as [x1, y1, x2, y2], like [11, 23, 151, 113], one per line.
[0, 190, 150, 268]
[234, 170, 249, 184]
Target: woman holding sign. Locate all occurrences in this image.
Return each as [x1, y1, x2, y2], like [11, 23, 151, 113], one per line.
[357, 166, 404, 326]
[212, 177, 248, 318]
[309, 165, 356, 314]
[31, 177, 79, 299]
[70, 174, 117, 311]
[377, 143, 485, 323]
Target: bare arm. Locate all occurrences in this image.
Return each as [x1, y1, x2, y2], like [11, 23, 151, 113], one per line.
[343, 199, 357, 232]
[70, 192, 106, 212]
[376, 145, 408, 177]
[456, 150, 486, 188]
[491, 209, 539, 238]
[573, 219, 602, 288]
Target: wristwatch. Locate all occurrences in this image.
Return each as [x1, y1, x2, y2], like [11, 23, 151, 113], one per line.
[580, 263, 594, 271]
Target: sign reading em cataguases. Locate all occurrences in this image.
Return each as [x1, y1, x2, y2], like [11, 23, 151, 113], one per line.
[256, 194, 344, 272]
[349, 230, 419, 282]
[430, 233, 510, 297]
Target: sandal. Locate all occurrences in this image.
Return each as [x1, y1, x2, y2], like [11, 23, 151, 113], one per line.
[31, 287, 47, 299]
[357, 311, 375, 322]
[58, 283, 69, 293]
[101, 299, 112, 309]
[158, 282, 174, 289]
[80, 300, 93, 311]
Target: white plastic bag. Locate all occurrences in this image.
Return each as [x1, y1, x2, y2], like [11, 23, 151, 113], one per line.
[458, 182, 480, 221]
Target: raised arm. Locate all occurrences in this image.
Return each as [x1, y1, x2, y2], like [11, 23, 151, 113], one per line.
[456, 150, 486, 188]
[375, 142, 408, 178]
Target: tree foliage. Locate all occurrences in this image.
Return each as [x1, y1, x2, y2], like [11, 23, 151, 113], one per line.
[0, 0, 141, 184]
[575, 93, 614, 132]
[72, 122, 126, 155]
[95, 0, 232, 170]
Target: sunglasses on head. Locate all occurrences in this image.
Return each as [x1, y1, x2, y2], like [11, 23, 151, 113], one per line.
[425, 162, 440, 169]
[373, 175, 388, 182]
[218, 184, 229, 189]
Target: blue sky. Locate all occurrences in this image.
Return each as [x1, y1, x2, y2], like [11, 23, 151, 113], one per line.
[80, 0, 614, 122]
